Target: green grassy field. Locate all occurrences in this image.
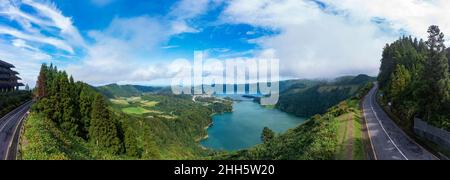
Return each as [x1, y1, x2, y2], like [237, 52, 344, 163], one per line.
[110, 99, 129, 105]
[335, 100, 365, 160]
[122, 107, 151, 115]
[141, 101, 159, 107]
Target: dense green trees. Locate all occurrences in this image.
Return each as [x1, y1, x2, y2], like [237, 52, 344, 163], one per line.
[261, 127, 275, 143]
[418, 26, 449, 120]
[447, 48, 450, 71]
[123, 126, 139, 157]
[389, 65, 411, 101]
[33, 64, 128, 155]
[35, 64, 47, 100]
[276, 75, 375, 117]
[97, 83, 167, 98]
[378, 25, 449, 130]
[0, 91, 31, 117]
[89, 94, 123, 154]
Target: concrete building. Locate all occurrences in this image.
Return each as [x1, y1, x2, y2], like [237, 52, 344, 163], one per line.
[0, 60, 24, 92]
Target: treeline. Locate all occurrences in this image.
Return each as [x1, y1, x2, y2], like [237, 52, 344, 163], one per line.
[215, 83, 373, 160]
[195, 96, 233, 114]
[33, 64, 138, 156]
[378, 25, 450, 130]
[218, 87, 371, 160]
[97, 83, 168, 98]
[0, 91, 32, 117]
[276, 74, 375, 117]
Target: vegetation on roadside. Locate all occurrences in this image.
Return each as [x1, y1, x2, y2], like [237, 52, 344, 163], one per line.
[276, 74, 375, 117]
[21, 113, 118, 160]
[0, 91, 32, 118]
[97, 83, 169, 98]
[378, 26, 450, 131]
[215, 83, 372, 160]
[21, 65, 232, 159]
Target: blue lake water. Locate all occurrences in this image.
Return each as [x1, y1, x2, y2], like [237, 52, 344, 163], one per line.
[200, 101, 307, 151]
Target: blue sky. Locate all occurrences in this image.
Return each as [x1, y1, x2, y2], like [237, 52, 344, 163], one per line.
[1, 0, 449, 87]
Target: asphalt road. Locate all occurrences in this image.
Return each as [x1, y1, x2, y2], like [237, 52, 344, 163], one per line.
[362, 84, 436, 160]
[0, 101, 32, 160]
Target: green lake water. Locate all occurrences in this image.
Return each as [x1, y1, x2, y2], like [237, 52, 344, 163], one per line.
[200, 101, 307, 151]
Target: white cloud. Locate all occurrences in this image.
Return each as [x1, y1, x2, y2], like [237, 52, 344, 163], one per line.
[0, 39, 52, 87]
[27, 0, 85, 46]
[220, 0, 450, 79]
[0, 0, 85, 87]
[66, 0, 218, 85]
[66, 15, 201, 85]
[0, 26, 75, 53]
[219, 0, 383, 78]
[167, 0, 215, 34]
[0, 0, 219, 86]
[320, 0, 450, 44]
[0, 0, 85, 53]
[3, 0, 449, 87]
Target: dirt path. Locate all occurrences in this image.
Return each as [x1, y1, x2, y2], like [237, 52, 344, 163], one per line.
[344, 113, 354, 160]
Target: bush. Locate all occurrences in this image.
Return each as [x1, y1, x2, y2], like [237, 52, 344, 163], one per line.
[0, 91, 32, 117]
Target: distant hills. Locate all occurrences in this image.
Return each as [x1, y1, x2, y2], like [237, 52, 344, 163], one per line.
[97, 84, 170, 98]
[97, 75, 375, 118]
[276, 74, 376, 117]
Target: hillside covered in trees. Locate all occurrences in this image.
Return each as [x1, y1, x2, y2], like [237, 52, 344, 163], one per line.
[23, 64, 129, 158]
[378, 25, 450, 131]
[276, 74, 376, 117]
[217, 83, 373, 160]
[0, 91, 31, 118]
[21, 64, 223, 159]
[97, 84, 170, 98]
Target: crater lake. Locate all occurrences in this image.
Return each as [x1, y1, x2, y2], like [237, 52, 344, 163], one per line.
[201, 100, 307, 151]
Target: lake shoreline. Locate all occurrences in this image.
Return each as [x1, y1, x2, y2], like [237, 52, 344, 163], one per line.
[200, 100, 307, 151]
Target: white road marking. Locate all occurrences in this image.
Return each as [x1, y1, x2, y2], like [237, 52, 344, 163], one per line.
[368, 88, 408, 160]
[0, 101, 31, 160]
[362, 97, 378, 160]
[4, 110, 28, 160]
[0, 102, 30, 132]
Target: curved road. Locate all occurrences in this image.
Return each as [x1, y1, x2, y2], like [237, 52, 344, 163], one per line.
[0, 101, 32, 160]
[363, 84, 436, 160]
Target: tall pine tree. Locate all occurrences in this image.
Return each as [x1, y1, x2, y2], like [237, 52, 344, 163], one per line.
[418, 25, 449, 120]
[378, 44, 396, 89]
[89, 94, 122, 154]
[261, 127, 275, 143]
[389, 65, 411, 102]
[35, 64, 47, 99]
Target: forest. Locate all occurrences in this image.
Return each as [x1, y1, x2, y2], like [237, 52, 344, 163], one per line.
[97, 83, 170, 98]
[378, 25, 450, 131]
[0, 91, 32, 118]
[21, 65, 231, 159]
[276, 74, 376, 117]
[28, 64, 129, 156]
[216, 83, 373, 160]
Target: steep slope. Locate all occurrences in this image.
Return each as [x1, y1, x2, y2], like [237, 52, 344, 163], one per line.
[276, 74, 375, 117]
[97, 84, 169, 98]
[215, 85, 371, 160]
[217, 83, 373, 160]
[21, 65, 219, 160]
